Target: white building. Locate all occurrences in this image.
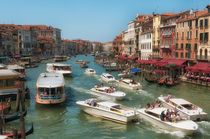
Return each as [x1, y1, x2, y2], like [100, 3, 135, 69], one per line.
[139, 32, 153, 60]
[123, 21, 136, 55]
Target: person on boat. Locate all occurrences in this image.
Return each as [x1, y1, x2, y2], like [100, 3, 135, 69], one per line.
[160, 111, 165, 121]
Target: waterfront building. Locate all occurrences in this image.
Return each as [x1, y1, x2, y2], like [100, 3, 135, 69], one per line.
[176, 10, 208, 60]
[62, 40, 77, 55]
[139, 18, 153, 60]
[103, 42, 113, 52]
[112, 33, 123, 56]
[0, 24, 62, 58]
[123, 21, 136, 56]
[135, 15, 152, 58]
[197, 5, 210, 61]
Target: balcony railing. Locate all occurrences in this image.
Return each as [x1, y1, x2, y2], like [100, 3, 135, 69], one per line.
[160, 23, 176, 28]
[196, 55, 210, 61]
[160, 45, 170, 49]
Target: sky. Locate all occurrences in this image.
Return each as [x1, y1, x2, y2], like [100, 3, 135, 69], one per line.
[0, 0, 210, 42]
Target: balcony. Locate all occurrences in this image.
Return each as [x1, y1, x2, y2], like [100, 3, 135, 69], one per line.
[160, 23, 176, 28]
[160, 45, 170, 49]
[197, 55, 210, 61]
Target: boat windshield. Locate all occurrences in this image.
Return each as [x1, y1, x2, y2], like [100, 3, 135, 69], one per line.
[38, 87, 63, 99]
[53, 66, 70, 71]
[89, 70, 94, 72]
[181, 104, 197, 110]
[107, 75, 113, 79]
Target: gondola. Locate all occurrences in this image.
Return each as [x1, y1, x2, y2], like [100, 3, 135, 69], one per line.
[2, 123, 33, 138]
[144, 77, 157, 83]
[4, 111, 27, 123]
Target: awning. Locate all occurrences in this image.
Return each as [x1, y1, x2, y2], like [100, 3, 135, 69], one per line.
[131, 68, 141, 73]
[186, 62, 210, 74]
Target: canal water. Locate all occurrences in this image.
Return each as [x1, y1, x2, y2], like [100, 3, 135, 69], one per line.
[25, 55, 210, 139]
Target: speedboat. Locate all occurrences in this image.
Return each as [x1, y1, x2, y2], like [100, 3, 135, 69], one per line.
[46, 63, 72, 76]
[90, 85, 126, 101]
[100, 73, 116, 83]
[158, 95, 208, 121]
[36, 72, 66, 104]
[84, 68, 96, 75]
[80, 62, 88, 68]
[117, 78, 142, 90]
[118, 70, 131, 78]
[137, 107, 198, 135]
[76, 99, 137, 123]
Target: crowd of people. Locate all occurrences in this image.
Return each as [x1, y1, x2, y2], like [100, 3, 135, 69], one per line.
[160, 109, 182, 122]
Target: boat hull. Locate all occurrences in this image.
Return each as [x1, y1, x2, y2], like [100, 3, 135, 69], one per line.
[118, 82, 141, 90]
[35, 94, 66, 105]
[138, 109, 197, 135]
[77, 104, 136, 124]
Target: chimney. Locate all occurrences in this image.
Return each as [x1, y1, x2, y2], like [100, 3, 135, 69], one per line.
[207, 5, 210, 13]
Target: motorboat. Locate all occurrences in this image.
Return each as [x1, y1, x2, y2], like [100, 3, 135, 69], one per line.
[46, 63, 72, 76]
[158, 95, 208, 121]
[100, 73, 116, 83]
[7, 64, 26, 79]
[80, 62, 88, 68]
[76, 99, 137, 123]
[117, 78, 142, 90]
[84, 68, 96, 75]
[75, 60, 89, 64]
[90, 85, 126, 101]
[118, 70, 132, 78]
[137, 107, 198, 135]
[36, 72, 66, 104]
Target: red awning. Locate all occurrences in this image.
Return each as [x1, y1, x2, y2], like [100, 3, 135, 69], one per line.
[186, 62, 210, 74]
[136, 59, 158, 64]
[155, 59, 187, 67]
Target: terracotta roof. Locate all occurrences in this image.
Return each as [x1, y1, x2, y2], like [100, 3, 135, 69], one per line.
[177, 10, 208, 23]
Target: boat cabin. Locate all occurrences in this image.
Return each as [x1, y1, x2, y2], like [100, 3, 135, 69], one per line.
[36, 73, 65, 104]
[0, 69, 21, 99]
[47, 63, 71, 71]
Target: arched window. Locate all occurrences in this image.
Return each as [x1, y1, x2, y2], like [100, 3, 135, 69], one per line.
[205, 49, 208, 59]
[200, 49, 203, 59]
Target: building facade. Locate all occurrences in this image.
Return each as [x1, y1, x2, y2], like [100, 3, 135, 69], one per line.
[197, 6, 210, 61]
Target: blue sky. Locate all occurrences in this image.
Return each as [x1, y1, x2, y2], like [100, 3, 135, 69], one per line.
[0, 0, 210, 42]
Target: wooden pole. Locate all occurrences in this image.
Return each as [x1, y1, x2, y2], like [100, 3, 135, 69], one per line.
[0, 117, 3, 134]
[20, 112, 25, 139]
[20, 89, 26, 112]
[15, 90, 21, 112]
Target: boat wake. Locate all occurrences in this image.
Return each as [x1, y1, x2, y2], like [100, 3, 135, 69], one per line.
[69, 85, 92, 94]
[151, 126, 186, 138]
[198, 121, 210, 136]
[136, 90, 154, 98]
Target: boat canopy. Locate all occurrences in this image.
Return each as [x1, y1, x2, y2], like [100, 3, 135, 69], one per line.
[7, 64, 25, 70]
[36, 73, 65, 88]
[169, 98, 192, 105]
[47, 63, 71, 67]
[0, 69, 20, 78]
